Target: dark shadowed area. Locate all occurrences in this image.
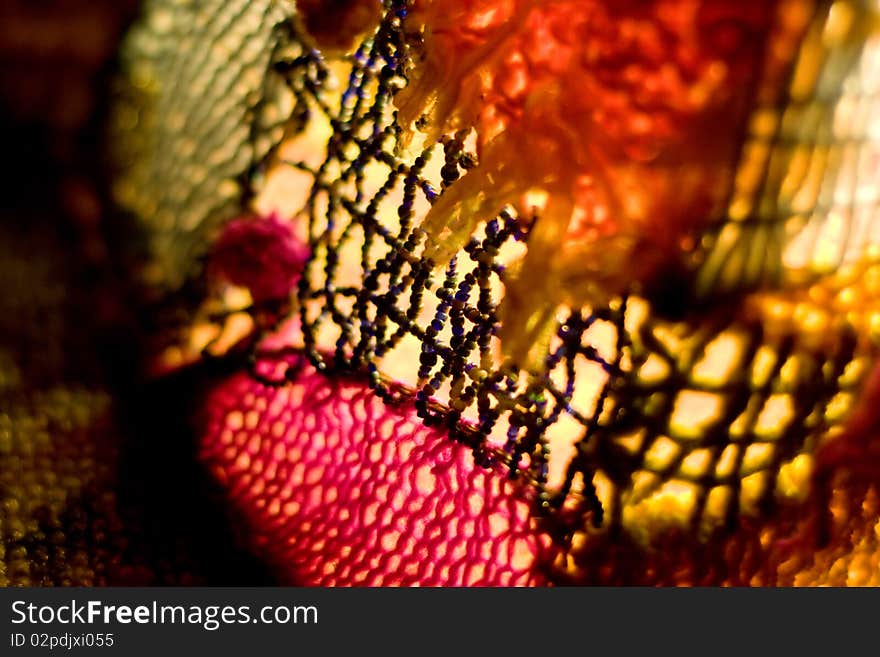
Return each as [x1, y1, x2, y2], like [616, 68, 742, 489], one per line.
[0, 0, 274, 586]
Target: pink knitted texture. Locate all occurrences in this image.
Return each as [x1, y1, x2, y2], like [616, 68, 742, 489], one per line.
[199, 355, 549, 586]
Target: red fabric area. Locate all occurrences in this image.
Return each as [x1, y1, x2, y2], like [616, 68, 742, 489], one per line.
[208, 214, 309, 304]
[199, 356, 549, 586]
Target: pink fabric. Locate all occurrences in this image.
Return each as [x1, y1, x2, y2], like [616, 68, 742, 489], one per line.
[199, 355, 549, 586]
[208, 214, 309, 304]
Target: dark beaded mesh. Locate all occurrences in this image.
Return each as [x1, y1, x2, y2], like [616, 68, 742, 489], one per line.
[255, 1, 861, 536]
[3, 0, 879, 587]
[110, 0, 880, 566]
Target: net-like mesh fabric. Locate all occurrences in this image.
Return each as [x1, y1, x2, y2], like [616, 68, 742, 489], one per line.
[694, 0, 880, 297]
[109, 0, 299, 292]
[200, 354, 547, 586]
[256, 0, 874, 532]
[107, 0, 880, 583]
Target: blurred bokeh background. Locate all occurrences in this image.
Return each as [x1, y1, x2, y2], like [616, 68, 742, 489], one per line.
[5, 0, 880, 587]
[0, 0, 273, 586]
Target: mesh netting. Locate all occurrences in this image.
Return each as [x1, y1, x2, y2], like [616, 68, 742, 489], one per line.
[200, 355, 548, 585]
[109, 0, 299, 292]
[112, 0, 880, 558]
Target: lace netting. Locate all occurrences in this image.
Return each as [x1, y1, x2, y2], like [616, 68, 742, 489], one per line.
[113, 0, 880, 551]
